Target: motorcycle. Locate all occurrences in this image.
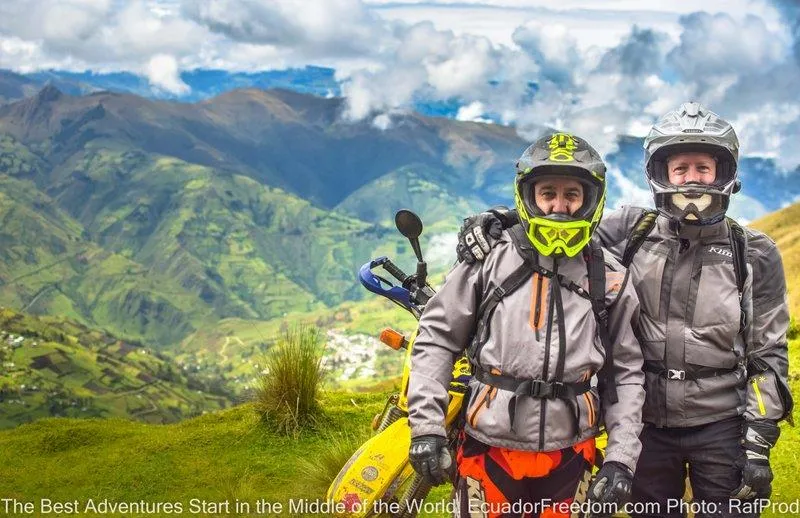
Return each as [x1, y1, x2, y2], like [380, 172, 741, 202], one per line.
[326, 209, 469, 517]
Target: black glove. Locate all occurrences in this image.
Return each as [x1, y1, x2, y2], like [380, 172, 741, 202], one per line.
[732, 420, 780, 500]
[455, 207, 515, 264]
[409, 434, 452, 486]
[587, 461, 634, 518]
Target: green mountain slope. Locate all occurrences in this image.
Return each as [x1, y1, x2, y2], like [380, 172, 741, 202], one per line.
[0, 170, 214, 346]
[749, 202, 800, 317]
[0, 86, 524, 348]
[335, 164, 485, 229]
[0, 307, 230, 429]
[1, 124, 423, 345]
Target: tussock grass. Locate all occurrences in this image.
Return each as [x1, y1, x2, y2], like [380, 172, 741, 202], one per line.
[254, 325, 326, 435]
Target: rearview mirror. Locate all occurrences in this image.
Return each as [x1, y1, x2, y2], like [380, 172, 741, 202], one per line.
[395, 210, 423, 240]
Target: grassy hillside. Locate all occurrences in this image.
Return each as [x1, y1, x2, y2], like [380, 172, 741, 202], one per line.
[749, 203, 800, 317]
[0, 307, 230, 429]
[0, 170, 215, 346]
[0, 393, 448, 516]
[1, 349, 798, 517]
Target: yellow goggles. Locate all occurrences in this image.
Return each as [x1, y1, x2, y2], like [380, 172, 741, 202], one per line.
[526, 218, 591, 257]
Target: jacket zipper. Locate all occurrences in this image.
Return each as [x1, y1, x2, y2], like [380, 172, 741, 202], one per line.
[534, 273, 544, 341]
[539, 268, 557, 449]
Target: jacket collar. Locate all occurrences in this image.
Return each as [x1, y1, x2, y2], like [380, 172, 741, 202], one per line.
[656, 214, 728, 240]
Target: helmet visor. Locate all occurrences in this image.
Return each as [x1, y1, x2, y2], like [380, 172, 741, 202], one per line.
[650, 143, 737, 190]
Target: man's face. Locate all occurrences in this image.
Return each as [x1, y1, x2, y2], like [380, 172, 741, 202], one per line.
[533, 177, 584, 215]
[667, 152, 717, 185]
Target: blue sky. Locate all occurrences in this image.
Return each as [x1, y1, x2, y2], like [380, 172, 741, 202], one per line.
[1, 0, 799, 169]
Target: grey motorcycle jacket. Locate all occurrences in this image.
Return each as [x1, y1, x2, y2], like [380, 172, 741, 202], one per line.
[595, 206, 792, 427]
[408, 230, 645, 471]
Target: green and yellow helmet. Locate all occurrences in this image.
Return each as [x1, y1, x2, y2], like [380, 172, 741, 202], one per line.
[514, 132, 607, 257]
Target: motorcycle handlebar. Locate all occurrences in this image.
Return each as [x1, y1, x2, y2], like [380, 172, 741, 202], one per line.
[382, 259, 409, 284]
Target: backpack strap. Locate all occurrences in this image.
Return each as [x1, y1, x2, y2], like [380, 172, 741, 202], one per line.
[726, 217, 748, 332]
[467, 225, 537, 365]
[726, 217, 747, 295]
[585, 240, 618, 405]
[621, 209, 658, 267]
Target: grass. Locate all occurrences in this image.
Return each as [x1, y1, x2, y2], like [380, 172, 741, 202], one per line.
[254, 325, 326, 435]
[295, 428, 373, 494]
[751, 205, 800, 318]
[0, 393, 387, 516]
[0, 371, 798, 517]
[0, 333, 798, 518]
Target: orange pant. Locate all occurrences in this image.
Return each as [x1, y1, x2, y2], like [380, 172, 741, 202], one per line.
[454, 434, 596, 518]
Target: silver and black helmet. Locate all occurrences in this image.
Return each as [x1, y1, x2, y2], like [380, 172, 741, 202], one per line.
[644, 102, 740, 225]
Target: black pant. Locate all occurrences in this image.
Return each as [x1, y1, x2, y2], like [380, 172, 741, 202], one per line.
[630, 416, 755, 518]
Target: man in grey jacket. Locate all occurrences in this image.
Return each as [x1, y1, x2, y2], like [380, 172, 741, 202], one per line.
[455, 103, 793, 517]
[408, 132, 645, 517]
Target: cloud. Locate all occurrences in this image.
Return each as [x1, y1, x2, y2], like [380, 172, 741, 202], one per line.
[2, 0, 800, 173]
[0, 0, 113, 48]
[596, 26, 667, 77]
[182, 0, 385, 59]
[456, 101, 491, 123]
[512, 22, 582, 87]
[145, 54, 190, 94]
[181, 1, 305, 46]
[0, 0, 209, 75]
[606, 168, 653, 210]
[769, 0, 800, 63]
[371, 113, 393, 130]
[667, 12, 786, 95]
[339, 21, 533, 121]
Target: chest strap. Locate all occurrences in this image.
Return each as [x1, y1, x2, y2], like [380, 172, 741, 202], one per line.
[643, 361, 741, 381]
[474, 367, 591, 434]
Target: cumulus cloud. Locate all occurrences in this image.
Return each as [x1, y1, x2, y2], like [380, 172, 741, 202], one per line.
[667, 12, 786, 95]
[0, 0, 209, 79]
[0, 0, 113, 49]
[768, 0, 800, 64]
[182, 0, 384, 59]
[596, 26, 667, 77]
[2, 0, 800, 172]
[456, 101, 491, 123]
[339, 21, 535, 122]
[145, 54, 190, 94]
[512, 22, 582, 87]
[371, 113, 393, 130]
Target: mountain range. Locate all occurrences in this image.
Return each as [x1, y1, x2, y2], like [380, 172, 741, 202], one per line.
[0, 81, 526, 349]
[1, 71, 799, 353]
[0, 67, 340, 103]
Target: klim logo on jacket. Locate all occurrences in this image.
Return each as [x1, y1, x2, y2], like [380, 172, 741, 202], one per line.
[708, 246, 733, 258]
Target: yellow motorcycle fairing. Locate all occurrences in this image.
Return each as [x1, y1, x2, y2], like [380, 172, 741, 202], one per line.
[326, 417, 414, 516]
[326, 391, 467, 516]
[326, 325, 470, 516]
